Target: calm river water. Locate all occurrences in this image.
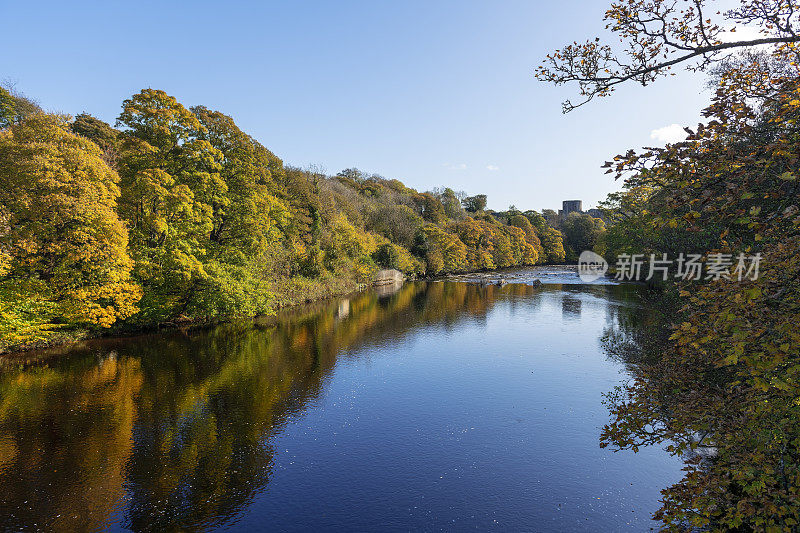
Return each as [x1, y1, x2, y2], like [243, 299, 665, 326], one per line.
[0, 267, 682, 531]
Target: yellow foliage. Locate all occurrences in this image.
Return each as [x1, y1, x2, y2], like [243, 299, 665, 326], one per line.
[422, 223, 468, 274]
[0, 114, 140, 338]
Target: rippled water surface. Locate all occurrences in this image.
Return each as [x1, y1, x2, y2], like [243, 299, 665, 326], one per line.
[0, 267, 681, 531]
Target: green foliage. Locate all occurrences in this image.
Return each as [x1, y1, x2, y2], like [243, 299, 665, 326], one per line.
[462, 194, 487, 213]
[433, 187, 466, 220]
[537, 2, 800, 524]
[115, 89, 226, 322]
[336, 167, 367, 184]
[561, 212, 605, 261]
[0, 86, 40, 129]
[366, 204, 423, 248]
[415, 193, 447, 224]
[70, 113, 120, 152]
[373, 243, 401, 270]
[0, 88, 16, 129]
[0, 283, 62, 351]
[191, 105, 290, 255]
[0, 87, 566, 350]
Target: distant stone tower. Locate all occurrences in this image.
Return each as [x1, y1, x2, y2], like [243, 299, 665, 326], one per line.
[562, 200, 583, 216]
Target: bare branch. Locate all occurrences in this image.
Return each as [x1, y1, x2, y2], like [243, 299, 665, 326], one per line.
[536, 0, 800, 112]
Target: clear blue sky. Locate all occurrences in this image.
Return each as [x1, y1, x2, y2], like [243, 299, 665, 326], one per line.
[1, 0, 711, 211]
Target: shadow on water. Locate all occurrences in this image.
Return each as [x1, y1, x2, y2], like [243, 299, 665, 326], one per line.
[0, 279, 655, 531]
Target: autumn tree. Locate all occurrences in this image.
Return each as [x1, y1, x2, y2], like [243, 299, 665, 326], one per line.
[598, 85, 800, 530]
[414, 192, 447, 224]
[366, 204, 424, 248]
[0, 84, 576, 345]
[0, 85, 40, 128]
[537, 226, 567, 263]
[115, 89, 226, 321]
[372, 243, 401, 270]
[509, 214, 545, 260]
[536, 0, 800, 112]
[70, 114, 119, 152]
[0, 88, 12, 128]
[420, 223, 468, 274]
[336, 167, 367, 184]
[189, 106, 293, 317]
[433, 187, 466, 219]
[452, 217, 495, 269]
[561, 212, 605, 261]
[504, 223, 538, 266]
[0, 114, 140, 347]
[192, 106, 288, 254]
[521, 210, 566, 263]
[462, 194, 487, 213]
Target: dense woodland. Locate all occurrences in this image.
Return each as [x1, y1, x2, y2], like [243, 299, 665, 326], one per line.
[537, 0, 800, 530]
[0, 87, 611, 351]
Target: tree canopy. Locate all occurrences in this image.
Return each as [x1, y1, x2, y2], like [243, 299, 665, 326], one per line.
[0, 88, 568, 351]
[0, 114, 140, 346]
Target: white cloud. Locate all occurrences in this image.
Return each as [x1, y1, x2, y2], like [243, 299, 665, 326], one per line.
[444, 163, 467, 170]
[486, 164, 499, 171]
[650, 124, 687, 143]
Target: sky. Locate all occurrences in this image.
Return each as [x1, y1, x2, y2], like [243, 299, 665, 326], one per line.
[0, 0, 714, 211]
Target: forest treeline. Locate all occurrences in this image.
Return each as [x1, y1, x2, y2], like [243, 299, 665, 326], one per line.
[0, 87, 605, 351]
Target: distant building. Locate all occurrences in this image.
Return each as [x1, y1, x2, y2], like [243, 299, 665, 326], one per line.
[548, 200, 605, 227]
[560, 200, 583, 217]
[586, 208, 605, 221]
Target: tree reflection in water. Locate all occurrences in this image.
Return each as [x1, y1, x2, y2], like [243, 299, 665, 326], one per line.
[0, 281, 575, 531]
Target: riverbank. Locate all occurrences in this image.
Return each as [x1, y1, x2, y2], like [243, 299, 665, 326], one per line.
[0, 264, 577, 361]
[0, 274, 366, 360]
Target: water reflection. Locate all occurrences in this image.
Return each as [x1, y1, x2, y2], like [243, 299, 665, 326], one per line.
[0, 280, 669, 531]
[561, 294, 583, 319]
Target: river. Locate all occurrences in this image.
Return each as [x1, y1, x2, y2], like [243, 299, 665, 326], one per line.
[0, 267, 682, 531]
